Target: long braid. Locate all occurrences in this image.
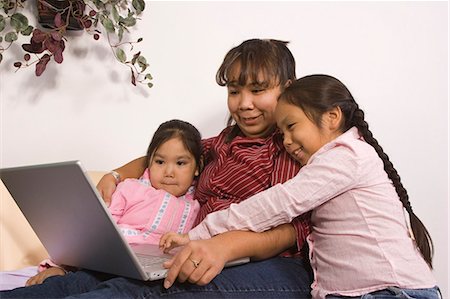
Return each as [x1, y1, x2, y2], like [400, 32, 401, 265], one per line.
[349, 102, 434, 268]
[282, 74, 434, 268]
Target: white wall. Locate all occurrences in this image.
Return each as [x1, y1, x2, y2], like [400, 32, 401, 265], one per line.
[1, 1, 448, 296]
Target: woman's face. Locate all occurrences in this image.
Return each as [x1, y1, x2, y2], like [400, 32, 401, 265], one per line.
[226, 67, 282, 138]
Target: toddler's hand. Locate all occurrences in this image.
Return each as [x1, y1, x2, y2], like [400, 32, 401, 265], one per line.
[26, 267, 66, 286]
[159, 232, 190, 253]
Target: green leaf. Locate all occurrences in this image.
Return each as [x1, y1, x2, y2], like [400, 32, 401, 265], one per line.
[131, 51, 140, 65]
[112, 5, 119, 22]
[147, 82, 153, 88]
[101, 16, 115, 33]
[132, 0, 145, 15]
[0, 15, 5, 32]
[121, 16, 136, 27]
[145, 73, 153, 80]
[21, 25, 33, 36]
[137, 55, 147, 72]
[118, 26, 123, 42]
[5, 31, 17, 42]
[116, 48, 126, 63]
[10, 13, 28, 32]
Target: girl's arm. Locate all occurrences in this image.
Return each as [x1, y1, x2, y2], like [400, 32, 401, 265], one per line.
[189, 147, 359, 240]
[96, 157, 146, 205]
[108, 183, 129, 222]
[163, 223, 296, 288]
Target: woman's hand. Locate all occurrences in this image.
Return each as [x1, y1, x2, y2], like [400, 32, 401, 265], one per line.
[162, 224, 297, 289]
[96, 157, 147, 206]
[26, 267, 66, 286]
[96, 173, 117, 206]
[163, 238, 229, 289]
[159, 232, 190, 253]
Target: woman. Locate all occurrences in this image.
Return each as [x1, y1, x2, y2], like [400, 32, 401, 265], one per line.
[1, 38, 313, 298]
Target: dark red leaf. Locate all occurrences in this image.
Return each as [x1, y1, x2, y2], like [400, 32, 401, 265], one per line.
[54, 49, 63, 63]
[93, 33, 99, 40]
[24, 54, 31, 61]
[32, 29, 46, 43]
[59, 40, 65, 51]
[44, 38, 59, 53]
[53, 41, 65, 63]
[50, 31, 62, 41]
[22, 42, 45, 54]
[14, 62, 22, 68]
[35, 54, 51, 76]
[89, 10, 96, 16]
[83, 19, 92, 28]
[54, 13, 64, 28]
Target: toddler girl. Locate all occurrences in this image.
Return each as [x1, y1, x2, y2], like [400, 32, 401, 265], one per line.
[27, 119, 202, 286]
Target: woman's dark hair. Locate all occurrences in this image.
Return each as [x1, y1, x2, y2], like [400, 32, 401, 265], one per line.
[217, 38, 297, 139]
[217, 39, 296, 88]
[144, 119, 202, 174]
[280, 74, 434, 268]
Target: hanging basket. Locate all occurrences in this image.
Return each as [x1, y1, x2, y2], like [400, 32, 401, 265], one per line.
[36, 0, 85, 30]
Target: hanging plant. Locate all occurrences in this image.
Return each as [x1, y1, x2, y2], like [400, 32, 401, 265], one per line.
[0, 0, 153, 88]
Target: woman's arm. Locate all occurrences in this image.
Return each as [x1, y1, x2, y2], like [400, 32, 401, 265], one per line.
[96, 156, 146, 205]
[163, 223, 296, 288]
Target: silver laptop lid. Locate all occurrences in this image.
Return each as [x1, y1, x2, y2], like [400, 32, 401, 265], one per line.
[0, 161, 149, 280]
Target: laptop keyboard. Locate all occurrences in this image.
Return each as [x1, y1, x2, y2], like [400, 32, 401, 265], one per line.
[136, 254, 168, 268]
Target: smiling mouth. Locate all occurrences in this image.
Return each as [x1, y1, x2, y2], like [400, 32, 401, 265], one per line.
[291, 147, 304, 159]
[240, 115, 261, 124]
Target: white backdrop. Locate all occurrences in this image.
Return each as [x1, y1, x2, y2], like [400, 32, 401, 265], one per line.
[0, 1, 448, 296]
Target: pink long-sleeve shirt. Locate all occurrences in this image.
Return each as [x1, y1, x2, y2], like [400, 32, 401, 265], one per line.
[189, 127, 436, 298]
[109, 169, 200, 245]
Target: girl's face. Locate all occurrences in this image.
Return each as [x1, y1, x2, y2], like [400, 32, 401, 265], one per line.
[148, 137, 199, 197]
[275, 101, 340, 166]
[226, 68, 282, 138]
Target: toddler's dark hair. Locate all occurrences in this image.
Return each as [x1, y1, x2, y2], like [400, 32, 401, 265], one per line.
[144, 119, 202, 173]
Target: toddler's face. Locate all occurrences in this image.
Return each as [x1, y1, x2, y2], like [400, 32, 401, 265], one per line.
[148, 137, 198, 197]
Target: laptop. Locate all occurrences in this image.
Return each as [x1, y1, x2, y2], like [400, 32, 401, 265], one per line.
[0, 160, 249, 281]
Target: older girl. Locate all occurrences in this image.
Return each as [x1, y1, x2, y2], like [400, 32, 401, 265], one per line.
[166, 75, 439, 299]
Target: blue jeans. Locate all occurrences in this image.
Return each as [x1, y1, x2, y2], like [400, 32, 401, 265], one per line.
[325, 286, 442, 299]
[0, 257, 313, 298]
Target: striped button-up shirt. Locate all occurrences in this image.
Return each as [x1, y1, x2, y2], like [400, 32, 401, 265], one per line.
[194, 126, 311, 253]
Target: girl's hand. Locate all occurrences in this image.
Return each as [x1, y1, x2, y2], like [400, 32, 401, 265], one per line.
[96, 173, 117, 206]
[162, 238, 229, 289]
[159, 232, 190, 253]
[25, 267, 66, 286]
